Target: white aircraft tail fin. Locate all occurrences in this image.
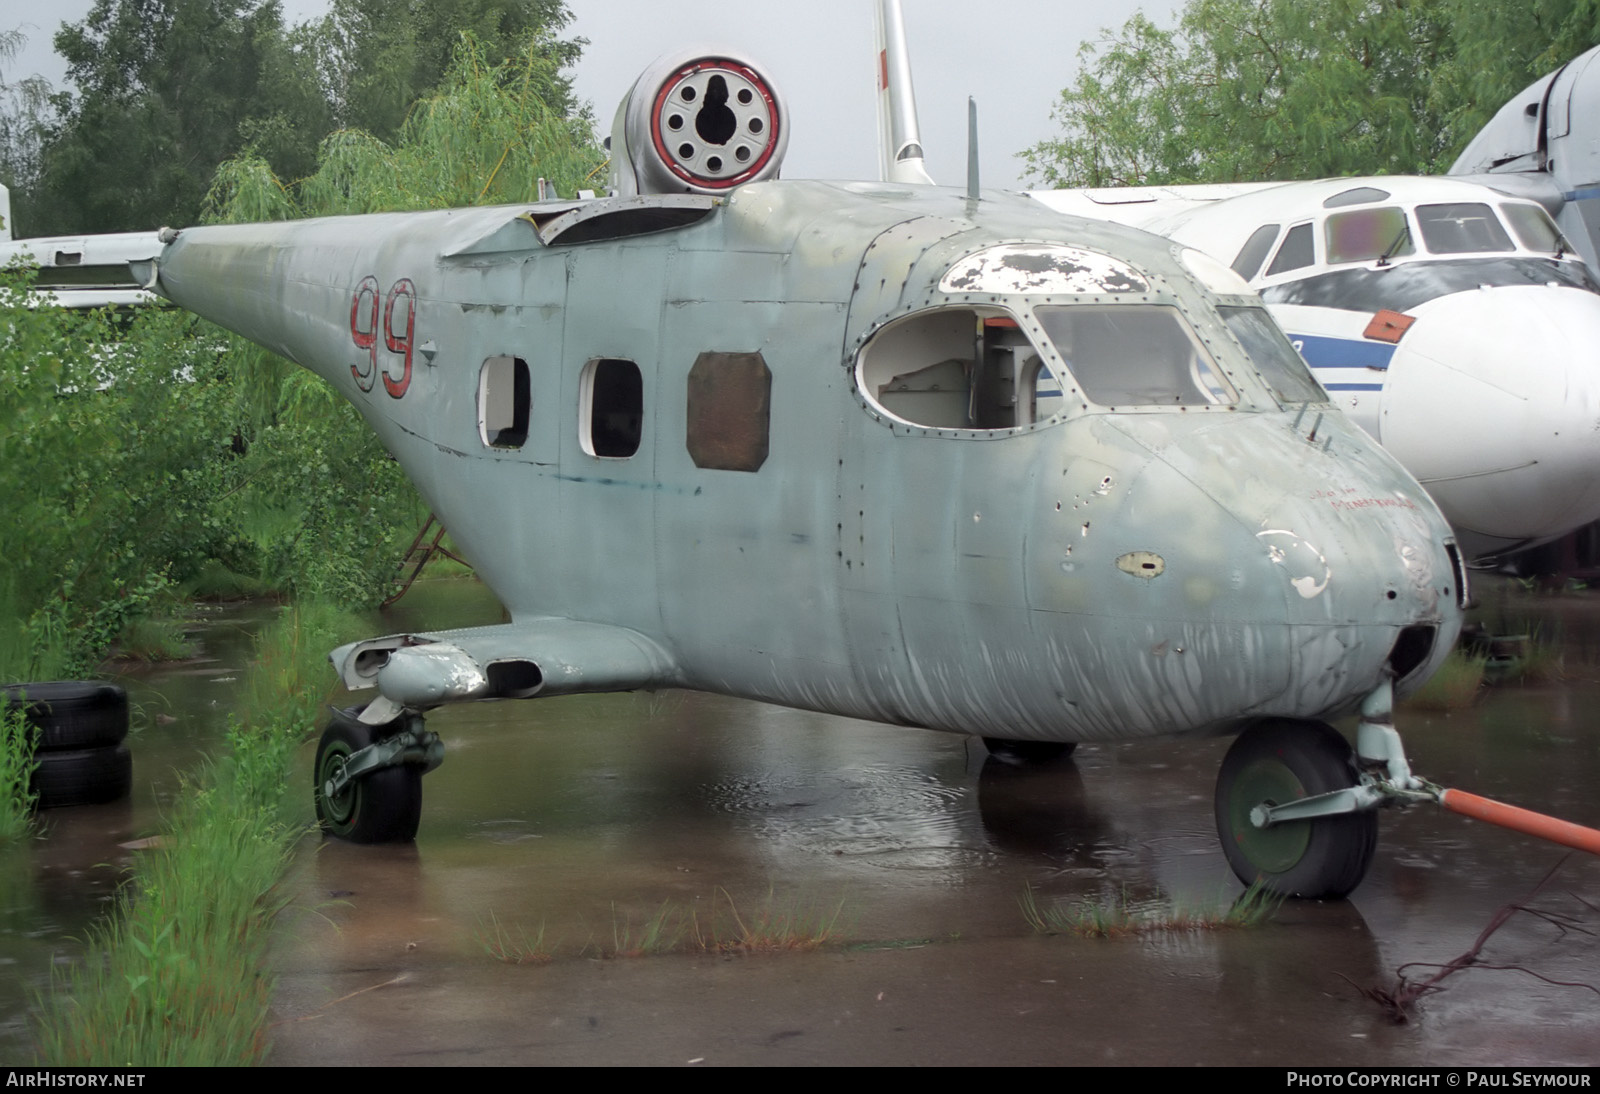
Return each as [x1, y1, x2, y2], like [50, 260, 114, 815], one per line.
[874, 0, 935, 185]
[1451, 45, 1600, 276]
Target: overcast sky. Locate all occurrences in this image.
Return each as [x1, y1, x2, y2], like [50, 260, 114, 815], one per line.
[0, 0, 1183, 189]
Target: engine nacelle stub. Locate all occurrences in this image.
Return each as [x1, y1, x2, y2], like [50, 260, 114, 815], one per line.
[610, 48, 788, 197]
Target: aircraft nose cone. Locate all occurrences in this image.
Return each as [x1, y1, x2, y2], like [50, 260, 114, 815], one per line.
[1381, 285, 1600, 555]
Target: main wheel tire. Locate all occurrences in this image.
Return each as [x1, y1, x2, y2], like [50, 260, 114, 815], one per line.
[313, 713, 422, 843]
[983, 737, 1078, 764]
[32, 745, 133, 809]
[2, 682, 128, 752]
[1215, 720, 1377, 899]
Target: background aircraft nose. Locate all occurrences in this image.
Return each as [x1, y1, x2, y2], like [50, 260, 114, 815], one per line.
[1380, 285, 1600, 557]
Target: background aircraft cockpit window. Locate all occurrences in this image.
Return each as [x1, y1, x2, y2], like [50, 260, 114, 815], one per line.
[1217, 306, 1328, 406]
[479, 356, 531, 449]
[1034, 305, 1235, 408]
[1416, 203, 1514, 254]
[1231, 224, 1281, 280]
[1264, 223, 1314, 276]
[1500, 202, 1574, 254]
[857, 308, 1057, 430]
[580, 358, 644, 458]
[1322, 186, 1392, 209]
[1325, 207, 1414, 264]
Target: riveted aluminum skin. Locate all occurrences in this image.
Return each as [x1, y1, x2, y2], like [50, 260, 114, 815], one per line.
[153, 181, 1462, 743]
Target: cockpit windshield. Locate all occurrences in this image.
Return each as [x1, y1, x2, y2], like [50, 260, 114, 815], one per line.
[1416, 203, 1514, 254]
[1033, 305, 1235, 408]
[1217, 306, 1328, 405]
[1500, 203, 1575, 255]
[1325, 207, 1414, 264]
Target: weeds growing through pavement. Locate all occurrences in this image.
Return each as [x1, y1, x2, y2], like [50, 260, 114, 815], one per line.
[484, 889, 850, 963]
[704, 887, 847, 953]
[607, 900, 693, 958]
[480, 911, 555, 965]
[1021, 881, 1281, 938]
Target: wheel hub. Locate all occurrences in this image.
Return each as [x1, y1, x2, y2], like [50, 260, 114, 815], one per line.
[1227, 757, 1310, 873]
[319, 746, 356, 827]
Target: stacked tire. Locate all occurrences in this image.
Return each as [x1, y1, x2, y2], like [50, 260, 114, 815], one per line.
[3, 682, 132, 809]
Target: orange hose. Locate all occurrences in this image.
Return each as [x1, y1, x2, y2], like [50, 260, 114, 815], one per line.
[1439, 789, 1600, 855]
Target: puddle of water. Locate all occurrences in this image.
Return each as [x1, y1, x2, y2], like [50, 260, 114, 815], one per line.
[4, 576, 1598, 1065]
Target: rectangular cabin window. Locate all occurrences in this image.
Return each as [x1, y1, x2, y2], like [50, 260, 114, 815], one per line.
[580, 358, 643, 458]
[479, 356, 530, 449]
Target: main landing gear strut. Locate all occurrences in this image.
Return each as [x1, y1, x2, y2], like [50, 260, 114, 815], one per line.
[313, 705, 442, 843]
[1216, 679, 1600, 897]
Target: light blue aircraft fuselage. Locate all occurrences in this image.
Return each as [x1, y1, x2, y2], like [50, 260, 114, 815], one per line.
[143, 46, 1463, 898]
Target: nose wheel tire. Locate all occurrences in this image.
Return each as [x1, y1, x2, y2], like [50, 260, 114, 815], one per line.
[1215, 720, 1377, 899]
[314, 714, 422, 843]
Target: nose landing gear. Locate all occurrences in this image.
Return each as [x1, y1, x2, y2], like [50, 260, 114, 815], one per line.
[1214, 719, 1378, 898]
[1216, 679, 1600, 898]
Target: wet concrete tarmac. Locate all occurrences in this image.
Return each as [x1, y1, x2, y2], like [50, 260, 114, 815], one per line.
[3, 577, 1598, 1065]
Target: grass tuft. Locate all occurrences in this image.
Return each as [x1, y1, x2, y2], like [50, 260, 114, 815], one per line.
[110, 616, 198, 663]
[32, 761, 297, 1065]
[479, 911, 554, 965]
[32, 601, 364, 1065]
[705, 887, 848, 953]
[606, 901, 693, 958]
[1403, 649, 1486, 711]
[0, 697, 37, 842]
[1021, 881, 1281, 937]
[486, 890, 851, 964]
[1502, 627, 1566, 685]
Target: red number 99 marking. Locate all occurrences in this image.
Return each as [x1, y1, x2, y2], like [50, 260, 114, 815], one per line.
[382, 278, 417, 399]
[349, 276, 380, 392]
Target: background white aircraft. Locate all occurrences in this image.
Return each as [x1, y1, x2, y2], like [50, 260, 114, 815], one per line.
[1451, 42, 1600, 280]
[872, 0, 1600, 563]
[1033, 177, 1600, 563]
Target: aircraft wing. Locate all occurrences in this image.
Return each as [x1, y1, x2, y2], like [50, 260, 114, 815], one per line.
[1028, 183, 1285, 232]
[0, 226, 165, 308]
[328, 619, 680, 723]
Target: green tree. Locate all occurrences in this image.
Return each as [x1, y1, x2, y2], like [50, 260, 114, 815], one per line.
[1431, 0, 1600, 155]
[304, 0, 582, 141]
[196, 32, 603, 608]
[1022, 0, 1461, 187]
[0, 280, 247, 676]
[26, 0, 329, 235]
[0, 30, 55, 214]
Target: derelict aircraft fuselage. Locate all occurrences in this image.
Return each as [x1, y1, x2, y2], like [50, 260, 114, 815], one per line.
[147, 48, 1464, 896]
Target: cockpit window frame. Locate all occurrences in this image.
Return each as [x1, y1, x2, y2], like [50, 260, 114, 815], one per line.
[1264, 222, 1315, 277]
[854, 304, 1075, 436]
[1324, 206, 1415, 265]
[1031, 303, 1239, 411]
[1499, 202, 1575, 256]
[1415, 202, 1516, 255]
